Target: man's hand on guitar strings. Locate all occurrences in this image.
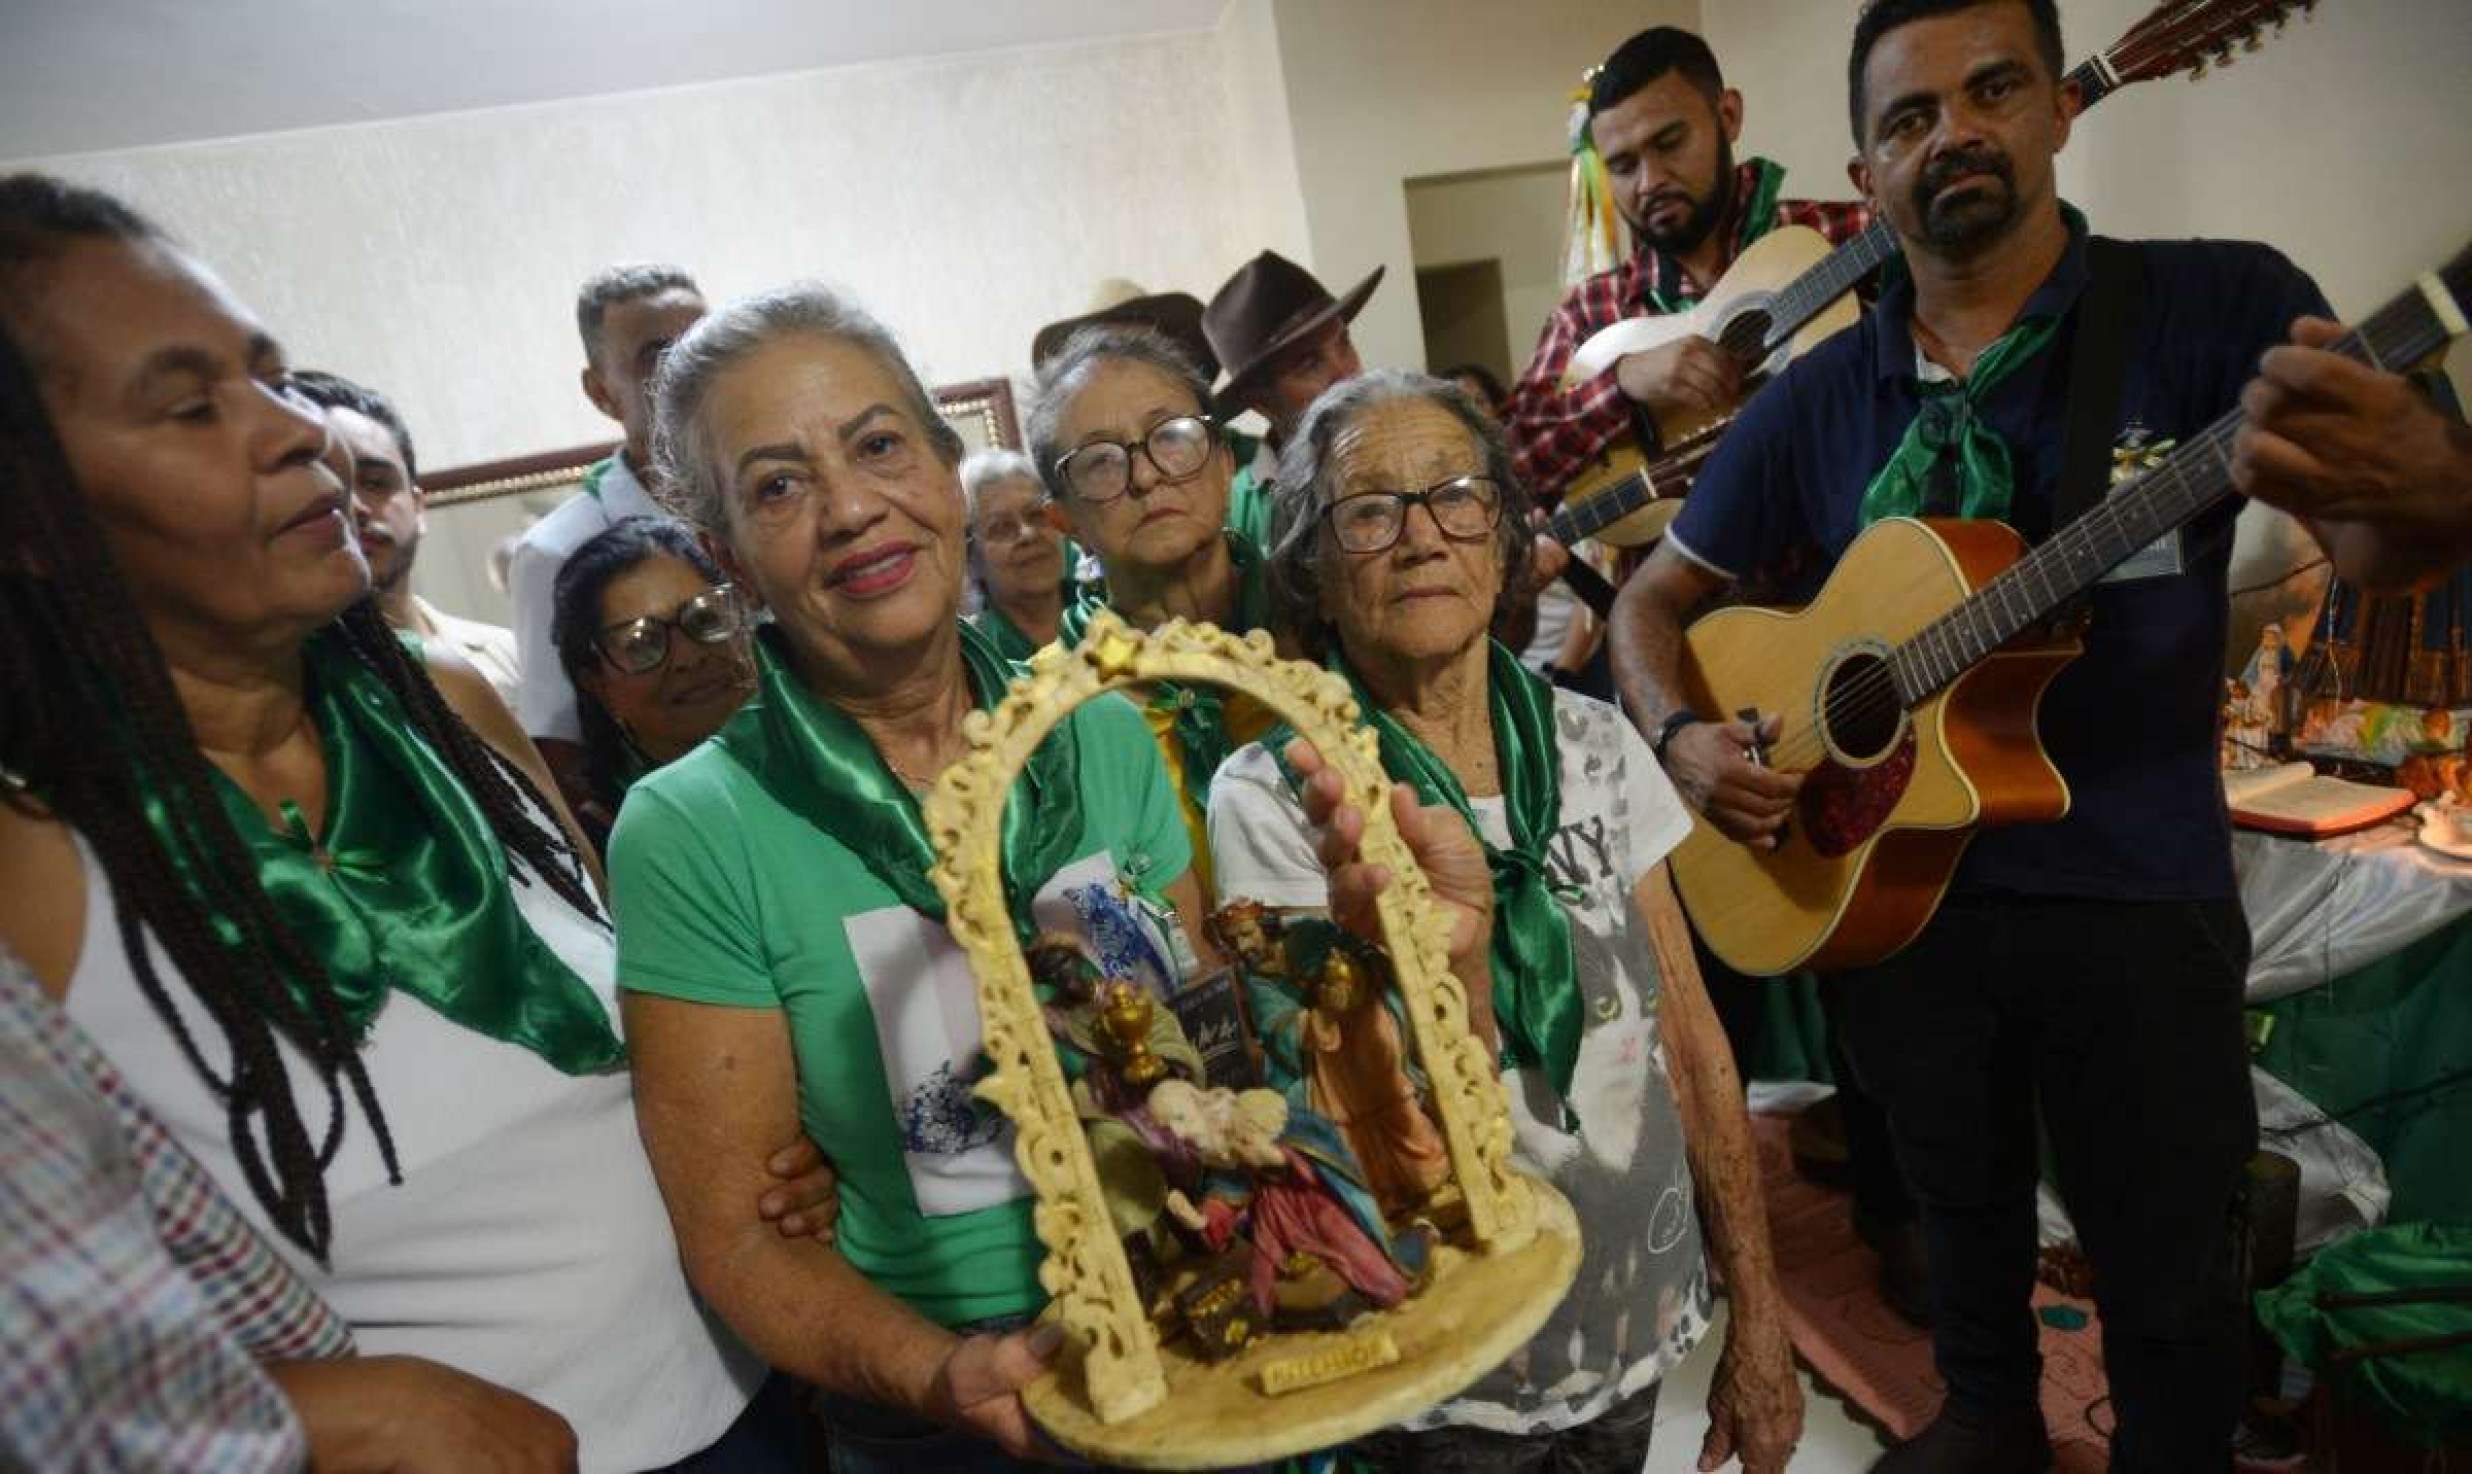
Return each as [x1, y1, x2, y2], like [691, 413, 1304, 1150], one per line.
[1664, 714, 1802, 850]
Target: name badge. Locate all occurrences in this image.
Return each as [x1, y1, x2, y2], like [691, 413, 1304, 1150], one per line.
[2098, 426, 2185, 585]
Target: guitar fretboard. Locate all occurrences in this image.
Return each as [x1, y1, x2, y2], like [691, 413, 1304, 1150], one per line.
[1886, 259, 2463, 707]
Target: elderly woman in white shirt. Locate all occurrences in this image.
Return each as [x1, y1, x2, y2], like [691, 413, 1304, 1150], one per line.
[1207, 370, 1804, 1473]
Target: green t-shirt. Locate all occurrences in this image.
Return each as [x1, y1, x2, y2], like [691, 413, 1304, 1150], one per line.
[608, 690, 1192, 1328]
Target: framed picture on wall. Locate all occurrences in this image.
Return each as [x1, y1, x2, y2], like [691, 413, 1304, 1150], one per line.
[415, 378, 1023, 626]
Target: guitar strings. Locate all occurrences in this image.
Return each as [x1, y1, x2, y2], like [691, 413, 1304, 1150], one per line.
[1746, 282, 2435, 778]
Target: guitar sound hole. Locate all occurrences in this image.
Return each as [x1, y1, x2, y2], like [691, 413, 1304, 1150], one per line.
[1819, 652, 1901, 764]
[1718, 308, 1774, 365]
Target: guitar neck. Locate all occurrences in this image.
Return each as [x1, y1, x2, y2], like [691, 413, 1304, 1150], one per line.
[1546, 420, 1732, 544]
[1758, 48, 2136, 356]
[1547, 471, 1659, 543]
[1886, 267, 2464, 708]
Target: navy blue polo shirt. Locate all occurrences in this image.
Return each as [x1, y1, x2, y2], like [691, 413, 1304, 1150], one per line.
[1667, 216, 2328, 902]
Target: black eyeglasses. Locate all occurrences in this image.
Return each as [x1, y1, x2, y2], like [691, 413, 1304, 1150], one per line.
[595, 584, 748, 675]
[1051, 414, 1217, 505]
[1323, 474, 1504, 554]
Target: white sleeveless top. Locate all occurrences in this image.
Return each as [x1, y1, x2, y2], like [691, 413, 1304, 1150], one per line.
[62, 833, 759, 1472]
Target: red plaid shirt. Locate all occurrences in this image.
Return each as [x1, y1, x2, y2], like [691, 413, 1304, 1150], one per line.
[1506, 159, 1873, 504]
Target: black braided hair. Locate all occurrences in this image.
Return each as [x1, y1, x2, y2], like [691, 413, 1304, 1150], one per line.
[0, 173, 600, 1259]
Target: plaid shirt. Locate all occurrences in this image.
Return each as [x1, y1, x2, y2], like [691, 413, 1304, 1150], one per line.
[1506, 159, 1874, 504]
[2, 949, 351, 1471]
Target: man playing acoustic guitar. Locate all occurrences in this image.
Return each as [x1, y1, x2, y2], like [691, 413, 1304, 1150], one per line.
[1502, 27, 1872, 506]
[1604, 1, 2433, 1469]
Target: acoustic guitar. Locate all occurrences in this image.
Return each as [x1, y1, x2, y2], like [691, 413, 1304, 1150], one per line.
[1547, 0, 2312, 551]
[1667, 244, 2471, 978]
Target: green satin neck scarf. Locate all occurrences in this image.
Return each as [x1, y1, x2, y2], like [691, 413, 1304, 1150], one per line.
[1858, 312, 2063, 527]
[1059, 530, 1270, 790]
[1267, 641, 1583, 1105]
[186, 635, 623, 1074]
[725, 620, 1082, 930]
[1859, 208, 2090, 527]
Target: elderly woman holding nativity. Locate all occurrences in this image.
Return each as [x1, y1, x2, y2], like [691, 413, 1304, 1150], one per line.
[603, 282, 1230, 1470]
[1205, 372, 1805, 1472]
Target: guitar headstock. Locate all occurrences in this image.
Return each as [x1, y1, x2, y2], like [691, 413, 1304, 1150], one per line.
[2106, 0, 2312, 86]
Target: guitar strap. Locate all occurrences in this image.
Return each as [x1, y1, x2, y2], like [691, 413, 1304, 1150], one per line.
[2051, 237, 2145, 540]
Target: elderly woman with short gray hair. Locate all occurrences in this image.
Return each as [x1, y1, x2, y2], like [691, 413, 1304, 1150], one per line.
[1206, 371, 1803, 1471]
[605, 283, 1216, 1470]
[1028, 324, 1281, 896]
[959, 449, 1072, 662]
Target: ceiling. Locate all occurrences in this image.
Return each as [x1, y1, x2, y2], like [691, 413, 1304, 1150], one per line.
[0, 0, 1232, 160]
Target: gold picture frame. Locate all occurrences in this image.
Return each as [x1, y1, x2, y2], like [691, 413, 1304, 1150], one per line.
[922, 612, 1580, 1468]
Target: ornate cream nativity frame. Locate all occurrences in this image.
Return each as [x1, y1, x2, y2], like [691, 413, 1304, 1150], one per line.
[924, 612, 1580, 1468]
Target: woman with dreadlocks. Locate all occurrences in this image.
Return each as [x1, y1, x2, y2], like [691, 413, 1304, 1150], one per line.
[0, 174, 824, 1470]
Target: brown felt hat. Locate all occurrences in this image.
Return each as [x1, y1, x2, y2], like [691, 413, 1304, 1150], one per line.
[1202, 251, 1384, 414]
[1031, 280, 1218, 379]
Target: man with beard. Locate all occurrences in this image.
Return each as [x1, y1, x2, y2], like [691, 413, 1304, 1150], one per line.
[293, 371, 521, 707]
[1603, 1, 2437, 1468]
[1503, 27, 1873, 506]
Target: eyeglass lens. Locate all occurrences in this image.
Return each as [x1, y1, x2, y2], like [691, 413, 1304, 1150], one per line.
[603, 587, 741, 674]
[1061, 416, 1213, 502]
[1329, 477, 1501, 553]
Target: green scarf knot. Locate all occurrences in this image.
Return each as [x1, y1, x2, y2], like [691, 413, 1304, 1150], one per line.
[1860, 206, 2093, 527]
[1858, 312, 2063, 526]
[1263, 641, 1584, 1106]
[169, 634, 624, 1076]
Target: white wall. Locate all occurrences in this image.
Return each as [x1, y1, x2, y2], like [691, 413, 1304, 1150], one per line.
[1266, 0, 1700, 375]
[1404, 162, 1573, 374]
[1217, 0, 1315, 267]
[8, 29, 1273, 476]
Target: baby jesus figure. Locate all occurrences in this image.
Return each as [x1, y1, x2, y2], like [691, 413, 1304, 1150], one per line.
[1148, 1078, 1417, 1323]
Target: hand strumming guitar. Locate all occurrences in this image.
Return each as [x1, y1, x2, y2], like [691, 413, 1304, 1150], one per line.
[1616, 336, 1745, 427]
[1664, 714, 1802, 851]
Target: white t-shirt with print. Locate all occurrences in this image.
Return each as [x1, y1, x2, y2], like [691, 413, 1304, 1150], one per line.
[1207, 686, 1712, 1435]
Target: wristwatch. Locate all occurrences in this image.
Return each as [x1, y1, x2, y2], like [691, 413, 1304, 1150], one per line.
[1650, 709, 1703, 763]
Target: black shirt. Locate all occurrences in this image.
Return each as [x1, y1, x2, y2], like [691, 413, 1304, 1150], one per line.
[1669, 216, 2330, 901]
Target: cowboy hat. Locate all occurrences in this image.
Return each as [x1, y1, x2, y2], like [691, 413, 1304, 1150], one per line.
[1031, 279, 1218, 378]
[1203, 251, 1384, 414]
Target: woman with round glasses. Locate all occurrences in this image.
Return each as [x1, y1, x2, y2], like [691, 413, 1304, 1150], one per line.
[1206, 372, 1803, 1470]
[1027, 324, 1280, 894]
[550, 516, 755, 851]
[958, 449, 1071, 662]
